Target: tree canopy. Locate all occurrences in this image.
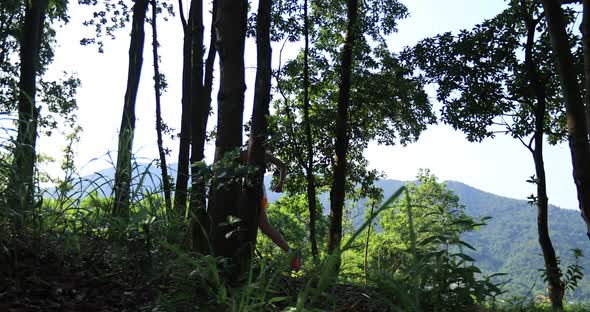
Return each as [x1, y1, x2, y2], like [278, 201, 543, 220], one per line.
[0, 0, 589, 310]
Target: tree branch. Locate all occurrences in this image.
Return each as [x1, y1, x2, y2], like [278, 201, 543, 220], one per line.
[274, 38, 308, 171]
[178, 0, 187, 29]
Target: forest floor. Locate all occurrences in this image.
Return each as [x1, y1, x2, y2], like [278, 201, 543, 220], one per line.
[0, 236, 155, 311]
[0, 235, 405, 312]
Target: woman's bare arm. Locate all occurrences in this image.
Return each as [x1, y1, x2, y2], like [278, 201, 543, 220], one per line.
[259, 208, 290, 252]
[265, 152, 287, 192]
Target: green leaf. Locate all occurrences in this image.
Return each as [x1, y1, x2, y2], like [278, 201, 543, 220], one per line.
[452, 253, 475, 262]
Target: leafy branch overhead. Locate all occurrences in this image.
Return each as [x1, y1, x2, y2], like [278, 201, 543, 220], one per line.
[403, 2, 576, 143]
[79, 0, 174, 53]
[270, 0, 434, 199]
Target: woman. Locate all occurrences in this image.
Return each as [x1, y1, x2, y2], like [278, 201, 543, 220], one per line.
[258, 152, 299, 271]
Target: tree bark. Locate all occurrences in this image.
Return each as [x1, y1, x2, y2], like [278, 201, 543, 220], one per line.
[541, 0, 590, 240]
[203, 0, 218, 105]
[150, 0, 173, 217]
[328, 0, 359, 254]
[303, 0, 319, 261]
[187, 0, 217, 253]
[186, 0, 208, 252]
[174, 15, 192, 217]
[533, 134, 565, 309]
[523, 11, 564, 308]
[237, 0, 272, 273]
[207, 0, 248, 258]
[112, 0, 149, 219]
[10, 0, 48, 227]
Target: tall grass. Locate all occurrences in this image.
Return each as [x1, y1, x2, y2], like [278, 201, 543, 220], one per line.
[2, 147, 587, 312]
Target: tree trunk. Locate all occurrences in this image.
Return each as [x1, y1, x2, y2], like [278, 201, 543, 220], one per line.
[10, 0, 48, 228]
[207, 0, 248, 258]
[328, 0, 359, 254]
[533, 139, 565, 309]
[187, 0, 217, 253]
[174, 18, 192, 217]
[236, 0, 271, 274]
[523, 13, 564, 308]
[112, 0, 149, 219]
[150, 0, 173, 217]
[186, 0, 208, 253]
[203, 0, 218, 105]
[303, 0, 319, 261]
[541, 0, 590, 240]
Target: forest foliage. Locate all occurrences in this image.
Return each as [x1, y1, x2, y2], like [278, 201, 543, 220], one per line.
[0, 0, 589, 311]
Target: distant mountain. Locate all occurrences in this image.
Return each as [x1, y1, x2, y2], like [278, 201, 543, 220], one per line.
[45, 162, 177, 197]
[46, 165, 590, 301]
[445, 180, 589, 302]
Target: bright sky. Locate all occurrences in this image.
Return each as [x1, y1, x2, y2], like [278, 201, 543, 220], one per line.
[39, 0, 579, 210]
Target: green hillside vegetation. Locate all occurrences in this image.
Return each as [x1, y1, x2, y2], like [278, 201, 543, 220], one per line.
[359, 179, 590, 302]
[45, 165, 590, 303]
[3, 157, 590, 310]
[447, 181, 590, 302]
[3, 0, 590, 310]
[267, 176, 590, 302]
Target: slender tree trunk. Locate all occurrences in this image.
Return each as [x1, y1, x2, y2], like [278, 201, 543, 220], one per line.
[328, 0, 359, 254]
[150, 0, 173, 216]
[207, 0, 248, 258]
[533, 138, 565, 309]
[112, 0, 149, 219]
[187, 0, 217, 253]
[522, 10, 565, 308]
[302, 0, 319, 261]
[236, 0, 272, 274]
[528, 35, 564, 312]
[186, 0, 208, 252]
[10, 0, 48, 228]
[203, 0, 217, 104]
[174, 21, 192, 217]
[541, 0, 590, 240]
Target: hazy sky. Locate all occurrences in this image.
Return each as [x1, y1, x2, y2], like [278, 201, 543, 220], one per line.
[40, 0, 579, 210]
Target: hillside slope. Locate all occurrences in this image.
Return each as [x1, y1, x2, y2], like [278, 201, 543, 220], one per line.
[47, 166, 589, 300]
[444, 181, 589, 301]
[269, 177, 589, 300]
[367, 179, 589, 301]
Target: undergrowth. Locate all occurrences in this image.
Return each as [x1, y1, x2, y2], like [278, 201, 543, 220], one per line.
[0, 151, 588, 311]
